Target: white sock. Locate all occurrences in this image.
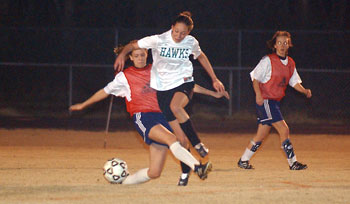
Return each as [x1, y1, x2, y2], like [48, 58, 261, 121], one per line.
[181, 173, 189, 179]
[287, 155, 297, 166]
[169, 142, 200, 170]
[122, 168, 150, 185]
[241, 148, 255, 161]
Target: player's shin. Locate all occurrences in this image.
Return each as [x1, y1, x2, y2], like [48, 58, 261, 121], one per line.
[241, 140, 262, 161]
[169, 141, 199, 170]
[281, 139, 297, 166]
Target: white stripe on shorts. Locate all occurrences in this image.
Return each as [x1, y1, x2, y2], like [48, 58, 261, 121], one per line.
[135, 112, 147, 141]
[260, 99, 272, 122]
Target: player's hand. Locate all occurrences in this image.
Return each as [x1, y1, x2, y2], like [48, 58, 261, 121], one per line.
[69, 103, 85, 111]
[305, 89, 312, 98]
[114, 55, 126, 72]
[212, 78, 225, 93]
[212, 90, 230, 99]
[256, 95, 264, 106]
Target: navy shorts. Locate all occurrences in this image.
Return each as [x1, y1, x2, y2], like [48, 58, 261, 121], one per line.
[133, 112, 173, 146]
[256, 99, 284, 126]
[156, 81, 195, 121]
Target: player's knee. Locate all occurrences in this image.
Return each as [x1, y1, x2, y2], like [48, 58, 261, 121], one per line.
[170, 104, 182, 117]
[148, 169, 162, 179]
[164, 134, 177, 146]
[279, 126, 289, 139]
[178, 137, 188, 148]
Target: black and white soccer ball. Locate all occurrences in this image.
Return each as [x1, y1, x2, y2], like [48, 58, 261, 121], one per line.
[103, 158, 129, 184]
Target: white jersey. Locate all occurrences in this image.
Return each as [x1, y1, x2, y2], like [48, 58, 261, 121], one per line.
[137, 29, 202, 91]
[250, 56, 302, 87]
[103, 72, 131, 101]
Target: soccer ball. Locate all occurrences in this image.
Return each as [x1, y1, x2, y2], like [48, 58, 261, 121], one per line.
[103, 158, 129, 184]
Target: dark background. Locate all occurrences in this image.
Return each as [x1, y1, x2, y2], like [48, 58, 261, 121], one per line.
[1, 0, 349, 29]
[0, 0, 349, 132]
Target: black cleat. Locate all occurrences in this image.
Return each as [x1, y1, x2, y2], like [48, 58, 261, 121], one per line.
[194, 162, 212, 180]
[177, 174, 189, 186]
[237, 159, 254, 169]
[290, 161, 308, 170]
[195, 143, 209, 158]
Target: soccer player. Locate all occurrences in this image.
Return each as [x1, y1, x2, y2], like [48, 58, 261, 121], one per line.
[70, 45, 227, 184]
[114, 11, 226, 185]
[237, 31, 312, 170]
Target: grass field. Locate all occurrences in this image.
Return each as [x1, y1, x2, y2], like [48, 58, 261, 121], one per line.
[0, 128, 349, 203]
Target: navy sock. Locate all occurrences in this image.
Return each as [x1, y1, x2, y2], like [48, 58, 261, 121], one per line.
[180, 119, 200, 147]
[180, 149, 192, 173]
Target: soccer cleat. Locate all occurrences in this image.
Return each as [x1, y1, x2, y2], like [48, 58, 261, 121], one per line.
[177, 173, 190, 186]
[289, 161, 308, 170]
[194, 162, 212, 180]
[195, 143, 209, 158]
[237, 159, 254, 169]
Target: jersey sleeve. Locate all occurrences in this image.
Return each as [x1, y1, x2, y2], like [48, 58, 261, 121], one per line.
[191, 38, 202, 59]
[289, 68, 302, 87]
[137, 35, 158, 49]
[249, 56, 271, 83]
[103, 72, 132, 101]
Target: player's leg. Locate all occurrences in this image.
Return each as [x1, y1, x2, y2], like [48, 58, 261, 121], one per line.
[148, 123, 212, 180]
[238, 124, 271, 169]
[168, 119, 191, 185]
[238, 99, 275, 169]
[170, 91, 208, 157]
[148, 143, 168, 179]
[122, 143, 167, 184]
[272, 120, 307, 170]
[157, 85, 209, 184]
[148, 124, 198, 169]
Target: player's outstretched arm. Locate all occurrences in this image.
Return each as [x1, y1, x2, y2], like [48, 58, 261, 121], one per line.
[70, 89, 109, 111]
[196, 52, 225, 93]
[293, 83, 312, 98]
[194, 84, 229, 99]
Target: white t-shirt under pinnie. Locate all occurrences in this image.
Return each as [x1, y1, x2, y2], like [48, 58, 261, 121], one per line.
[138, 29, 202, 91]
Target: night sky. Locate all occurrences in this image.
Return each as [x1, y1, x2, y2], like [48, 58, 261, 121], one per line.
[1, 0, 349, 30]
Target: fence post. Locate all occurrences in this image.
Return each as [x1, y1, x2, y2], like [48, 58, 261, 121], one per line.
[237, 30, 242, 111]
[68, 65, 72, 115]
[229, 70, 233, 116]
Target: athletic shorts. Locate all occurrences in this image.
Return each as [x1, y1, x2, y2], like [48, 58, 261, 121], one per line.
[256, 99, 284, 126]
[156, 81, 195, 121]
[133, 112, 173, 147]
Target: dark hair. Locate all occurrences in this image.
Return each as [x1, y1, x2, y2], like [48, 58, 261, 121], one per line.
[267, 31, 293, 53]
[172, 11, 194, 31]
[113, 40, 141, 56]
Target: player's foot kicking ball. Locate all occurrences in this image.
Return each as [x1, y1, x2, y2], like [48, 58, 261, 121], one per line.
[194, 162, 212, 180]
[195, 143, 209, 158]
[237, 158, 254, 169]
[290, 161, 308, 170]
[177, 173, 190, 186]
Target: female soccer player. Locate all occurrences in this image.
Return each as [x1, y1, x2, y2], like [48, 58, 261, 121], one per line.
[237, 31, 312, 170]
[114, 11, 226, 185]
[70, 46, 227, 184]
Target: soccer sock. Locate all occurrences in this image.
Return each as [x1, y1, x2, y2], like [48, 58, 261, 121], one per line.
[241, 148, 255, 161]
[122, 168, 150, 185]
[180, 162, 191, 174]
[281, 139, 297, 166]
[170, 142, 199, 170]
[180, 119, 201, 147]
[241, 140, 262, 161]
